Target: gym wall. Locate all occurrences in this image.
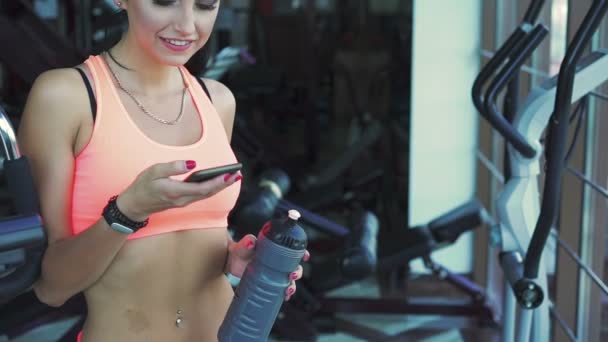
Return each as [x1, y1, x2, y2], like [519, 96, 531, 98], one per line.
[409, 0, 481, 273]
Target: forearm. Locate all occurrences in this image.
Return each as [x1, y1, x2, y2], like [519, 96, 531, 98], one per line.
[34, 218, 128, 307]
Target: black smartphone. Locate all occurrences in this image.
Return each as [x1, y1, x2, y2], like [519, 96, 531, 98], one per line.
[184, 163, 242, 183]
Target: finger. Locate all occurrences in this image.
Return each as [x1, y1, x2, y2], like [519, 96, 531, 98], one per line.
[303, 250, 311, 262]
[230, 234, 257, 258]
[289, 265, 303, 281]
[150, 160, 197, 179]
[223, 171, 243, 183]
[284, 283, 296, 298]
[193, 170, 242, 193]
[167, 170, 242, 198]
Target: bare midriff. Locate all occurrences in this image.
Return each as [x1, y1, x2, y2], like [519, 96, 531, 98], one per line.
[80, 227, 234, 342]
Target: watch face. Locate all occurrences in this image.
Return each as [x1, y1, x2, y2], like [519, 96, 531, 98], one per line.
[111, 223, 134, 234]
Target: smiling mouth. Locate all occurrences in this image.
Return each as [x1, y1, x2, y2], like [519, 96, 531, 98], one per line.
[160, 38, 194, 46]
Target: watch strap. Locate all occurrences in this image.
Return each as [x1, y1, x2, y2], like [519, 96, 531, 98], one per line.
[102, 195, 149, 234]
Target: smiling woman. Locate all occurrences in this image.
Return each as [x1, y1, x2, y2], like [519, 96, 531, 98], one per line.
[101, 0, 218, 77]
[113, 0, 218, 71]
[15, 0, 307, 341]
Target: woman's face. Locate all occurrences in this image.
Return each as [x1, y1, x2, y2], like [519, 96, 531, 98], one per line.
[120, 0, 219, 65]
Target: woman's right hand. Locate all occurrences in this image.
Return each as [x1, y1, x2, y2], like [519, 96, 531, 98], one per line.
[116, 160, 241, 221]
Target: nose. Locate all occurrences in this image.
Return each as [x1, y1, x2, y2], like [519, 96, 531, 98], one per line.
[175, 6, 196, 35]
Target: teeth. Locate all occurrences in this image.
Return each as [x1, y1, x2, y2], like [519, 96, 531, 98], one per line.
[164, 39, 189, 46]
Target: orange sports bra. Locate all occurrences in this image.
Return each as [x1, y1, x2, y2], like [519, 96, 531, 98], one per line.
[70, 55, 241, 240]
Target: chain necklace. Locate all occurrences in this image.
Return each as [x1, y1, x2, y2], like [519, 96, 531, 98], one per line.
[104, 52, 188, 125]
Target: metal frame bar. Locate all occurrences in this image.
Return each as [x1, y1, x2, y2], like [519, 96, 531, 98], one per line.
[565, 166, 608, 198]
[577, 20, 608, 340]
[550, 304, 577, 342]
[474, 0, 501, 314]
[552, 2, 590, 340]
[551, 230, 608, 295]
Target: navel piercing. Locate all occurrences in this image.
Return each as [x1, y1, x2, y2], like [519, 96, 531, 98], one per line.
[176, 309, 184, 328]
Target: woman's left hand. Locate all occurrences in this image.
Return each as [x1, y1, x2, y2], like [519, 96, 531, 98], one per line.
[225, 234, 311, 301]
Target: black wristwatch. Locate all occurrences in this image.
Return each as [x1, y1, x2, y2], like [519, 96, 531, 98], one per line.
[102, 195, 149, 234]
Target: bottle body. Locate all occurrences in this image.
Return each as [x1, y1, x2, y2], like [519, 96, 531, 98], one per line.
[218, 232, 305, 341]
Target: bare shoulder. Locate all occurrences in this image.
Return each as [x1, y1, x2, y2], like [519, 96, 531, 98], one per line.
[202, 78, 236, 115]
[18, 68, 93, 244]
[20, 68, 90, 138]
[200, 78, 236, 140]
[27, 67, 89, 105]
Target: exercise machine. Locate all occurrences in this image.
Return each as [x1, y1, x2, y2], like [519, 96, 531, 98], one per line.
[473, 0, 608, 341]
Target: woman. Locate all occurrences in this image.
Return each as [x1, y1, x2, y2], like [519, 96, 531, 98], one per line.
[17, 0, 308, 340]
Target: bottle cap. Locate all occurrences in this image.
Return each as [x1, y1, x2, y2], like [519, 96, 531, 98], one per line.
[288, 210, 301, 221]
[262, 209, 307, 250]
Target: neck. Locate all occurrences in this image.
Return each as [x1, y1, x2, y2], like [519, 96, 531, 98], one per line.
[108, 34, 185, 96]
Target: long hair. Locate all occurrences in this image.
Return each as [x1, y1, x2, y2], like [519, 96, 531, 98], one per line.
[95, 9, 210, 76]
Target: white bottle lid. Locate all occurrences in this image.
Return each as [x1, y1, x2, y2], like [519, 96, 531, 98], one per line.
[288, 209, 301, 221]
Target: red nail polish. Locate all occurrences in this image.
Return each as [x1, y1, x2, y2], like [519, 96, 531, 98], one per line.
[235, 176, 243, 182]
[186, 160, 196, 170]
[224, 174, 232, 182]
[290, 272, 298, 280]
[288, 288, 295, 295]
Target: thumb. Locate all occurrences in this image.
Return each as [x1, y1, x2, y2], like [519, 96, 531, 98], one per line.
[149, 160, 197, 179]
[231, 234, 257, 259]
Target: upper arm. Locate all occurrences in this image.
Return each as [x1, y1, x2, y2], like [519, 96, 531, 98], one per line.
[202, 78, 236, 142]
[17, 69, 89, 245]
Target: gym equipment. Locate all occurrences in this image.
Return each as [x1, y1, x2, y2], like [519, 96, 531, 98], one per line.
[227, 166, 489, 340]
[0, 0, 84, 85]
[229, 168, 291, 238]
[0, 105, 46, 304]
[228, 167, 378, 294]
[307, 209, 378, 292]
[473, 1, 608, 341]
[268, 199, 494, 341]
[219, 210, 308, 342]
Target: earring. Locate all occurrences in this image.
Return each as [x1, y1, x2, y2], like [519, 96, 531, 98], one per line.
[116, 1, 122, 7]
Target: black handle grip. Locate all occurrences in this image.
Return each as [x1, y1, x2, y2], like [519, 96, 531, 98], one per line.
[472, 0, 546, 115]
[308, 210, 379, 292]
[523, 0, 546, 24]
[340, 210, 378, 278]
[472, 26, 528, 114]
[483, 24, 549, 158]
[428, 199, 485, 244]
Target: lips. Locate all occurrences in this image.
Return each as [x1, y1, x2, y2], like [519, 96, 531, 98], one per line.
[160, 37, 194, 52]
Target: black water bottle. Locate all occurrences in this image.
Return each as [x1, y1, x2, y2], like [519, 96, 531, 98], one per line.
[218, 209, 307, 341]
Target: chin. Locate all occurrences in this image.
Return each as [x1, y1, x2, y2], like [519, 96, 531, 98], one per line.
[150, 51, 191, 66]
[153, 43, 203, 67]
